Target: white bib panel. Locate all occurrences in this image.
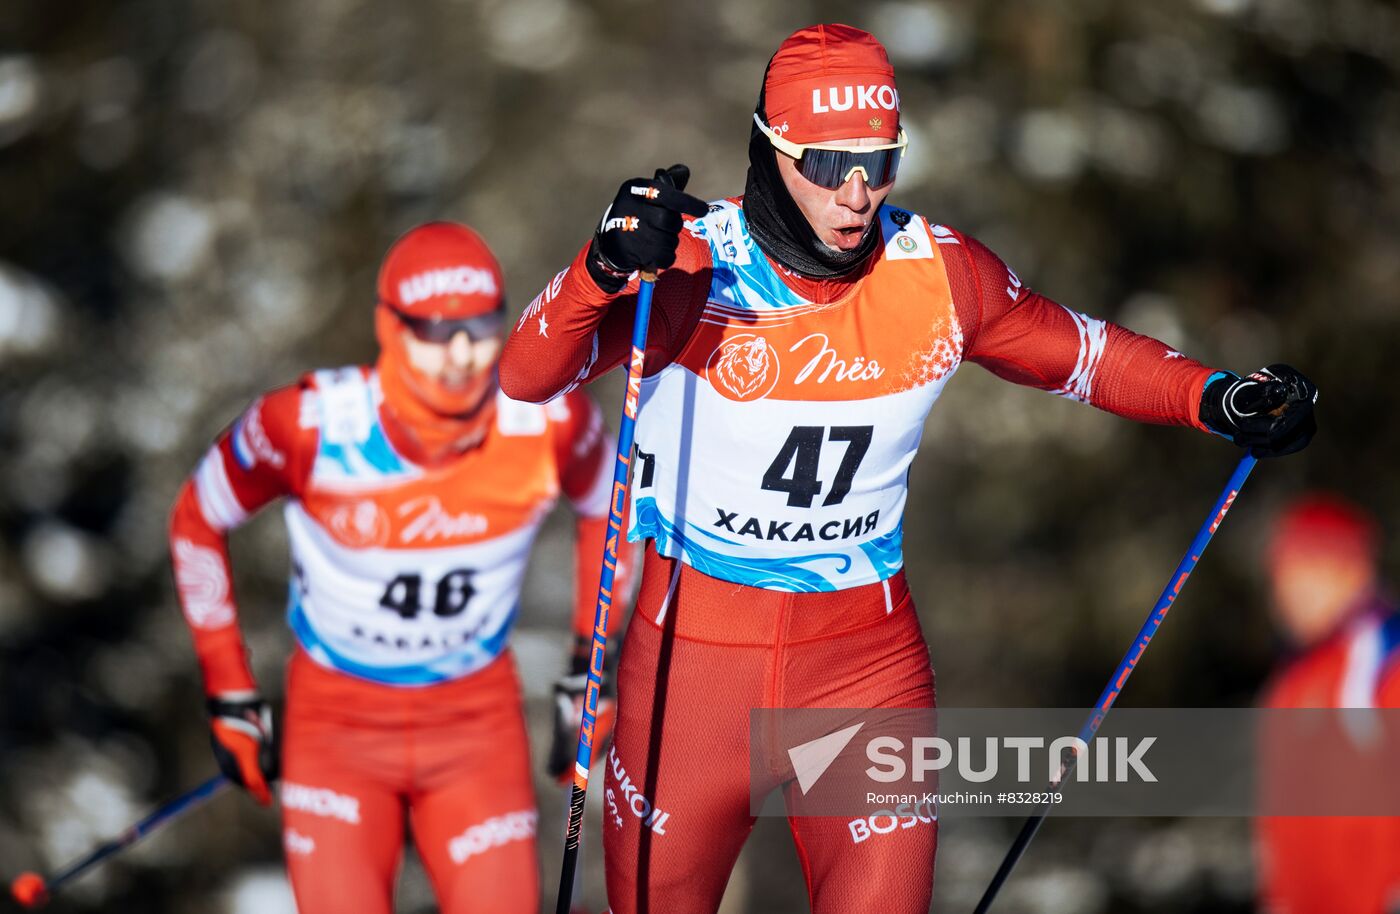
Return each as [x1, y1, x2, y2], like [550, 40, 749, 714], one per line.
[627, 202, 964, 592]
[287, 369, 559, 684]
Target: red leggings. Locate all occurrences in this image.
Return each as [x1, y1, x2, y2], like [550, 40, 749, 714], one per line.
[602, 546, 937, 914]
[280, 649, 538, 914]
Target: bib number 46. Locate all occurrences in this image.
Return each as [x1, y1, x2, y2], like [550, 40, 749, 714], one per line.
[762, 425, 873, 508]
[379, 568, 475, 620]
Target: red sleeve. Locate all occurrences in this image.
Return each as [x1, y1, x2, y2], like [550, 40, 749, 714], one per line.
[1378, 665, 1400, 708]
[499, 228, 713, 403]
[551, 388, 637, 642]
[168, 383, 316, 696]
[944, 230, 1216, 430]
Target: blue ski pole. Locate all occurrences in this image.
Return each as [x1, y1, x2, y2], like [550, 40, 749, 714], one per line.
[11, 773, 230, 908]
[973, 454, 1258, 913]
[555, 271, 656, 914]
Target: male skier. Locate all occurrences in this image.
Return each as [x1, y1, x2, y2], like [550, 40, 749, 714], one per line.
[501, 24, 1317, 914]
[1256, 495, 1400, 913]
[170, 222, 628, 913]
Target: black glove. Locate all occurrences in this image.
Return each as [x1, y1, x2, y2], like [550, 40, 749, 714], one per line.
[586, 164, 710, 293]
[207, 694, 278, 805]
[1199, 364, 1318, 458]
[546, 637, 618, 784]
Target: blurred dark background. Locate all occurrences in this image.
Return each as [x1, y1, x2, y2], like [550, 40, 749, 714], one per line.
[1, 0, 1396, 911]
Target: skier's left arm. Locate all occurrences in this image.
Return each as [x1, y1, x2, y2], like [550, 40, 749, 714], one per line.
[545, 388, 637, 782]
[950, 231, 1317, 457]
[553, 387, 636, 643]
[168, 384, 313, 805]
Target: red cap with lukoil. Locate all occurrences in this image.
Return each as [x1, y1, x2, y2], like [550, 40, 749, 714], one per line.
[762, 24, 900, 146]
[377, 221, 504, 320]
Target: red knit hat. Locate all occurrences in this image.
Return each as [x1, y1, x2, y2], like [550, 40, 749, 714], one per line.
[1267, 494, 1381, 569]
[377, 221, 504, 319]
[763, 24, 900, 145]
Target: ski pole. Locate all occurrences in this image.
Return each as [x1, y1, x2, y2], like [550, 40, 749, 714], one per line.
[973, 453, 1258, 913]
[555, 271, 656, 914]
[10, 773, 230, 909]
[562, 783, 588, 914]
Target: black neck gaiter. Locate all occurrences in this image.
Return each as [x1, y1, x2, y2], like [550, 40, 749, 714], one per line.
[741, 95, 880, 279]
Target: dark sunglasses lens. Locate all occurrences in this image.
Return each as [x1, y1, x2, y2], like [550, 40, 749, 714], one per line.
[400, 312, 504, 343]
[797, 147, 902, 189]
[868, 147, 902, 185]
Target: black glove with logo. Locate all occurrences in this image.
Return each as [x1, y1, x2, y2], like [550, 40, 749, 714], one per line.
[545, 636, 618, 784]
[1198, 364, 1318, 458]
[207, 694, 279, 806]
[586, 164, 710, 293]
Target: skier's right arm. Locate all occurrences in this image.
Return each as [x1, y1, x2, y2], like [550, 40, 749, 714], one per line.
[168, 382, 314, 803]
[500, 165, 711, 404]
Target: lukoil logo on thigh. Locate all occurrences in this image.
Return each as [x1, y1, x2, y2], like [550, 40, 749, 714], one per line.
[280, 782, 362, 824]
[605, 746, 671, 835]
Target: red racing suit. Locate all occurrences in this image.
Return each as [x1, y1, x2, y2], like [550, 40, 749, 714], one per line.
[499, 200, 1218, 914]
[1257, 604, 1400, 914]
[169, 366, 629, 914]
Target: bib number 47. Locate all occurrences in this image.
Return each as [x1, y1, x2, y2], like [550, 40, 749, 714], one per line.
[762, 425, 873, 508]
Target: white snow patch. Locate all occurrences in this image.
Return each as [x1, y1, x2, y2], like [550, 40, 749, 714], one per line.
[22, 521, 111, 602]
[1011, 109, 1088, 182]
[0, 55, 42, 146]
[124, 194, 218, 283]
[871, 2, 970, 66]
[221, 868, 297, 914]
[485, 0, 590, 71]
[0, 264, 61, 356]
[1197, 85, 1287, 155]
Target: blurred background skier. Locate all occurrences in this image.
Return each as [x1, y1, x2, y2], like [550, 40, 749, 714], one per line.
[1256, 493, 1400, 914]
[168, 221, 630, 914]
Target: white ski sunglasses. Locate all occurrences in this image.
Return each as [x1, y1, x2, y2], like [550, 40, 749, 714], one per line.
[753, 114, 907, 189]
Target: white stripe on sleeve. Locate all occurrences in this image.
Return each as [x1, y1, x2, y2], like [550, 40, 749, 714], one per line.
[1340, 616, 1383, 709]
[194, 449, 250, 531]
[1055, 306, 1109, 404]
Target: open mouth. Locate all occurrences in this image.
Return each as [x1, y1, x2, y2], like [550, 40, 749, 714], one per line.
[831, 223, 867, 250]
